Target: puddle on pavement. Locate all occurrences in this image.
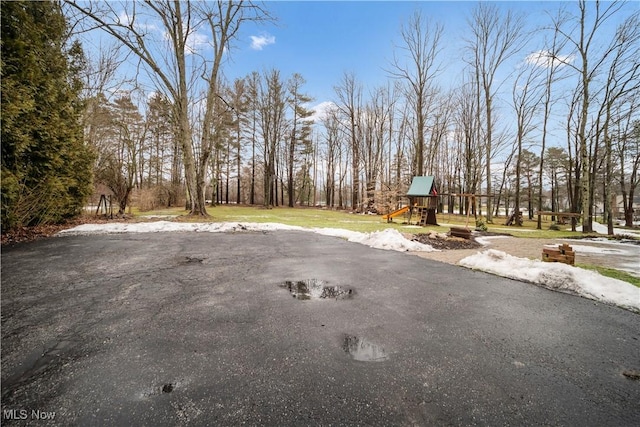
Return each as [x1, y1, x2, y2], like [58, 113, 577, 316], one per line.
[281, 279, 353, 300]
[342, 335, 389, 362]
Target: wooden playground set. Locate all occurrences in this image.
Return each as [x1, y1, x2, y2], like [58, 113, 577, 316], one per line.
[382, 176, 584, 242]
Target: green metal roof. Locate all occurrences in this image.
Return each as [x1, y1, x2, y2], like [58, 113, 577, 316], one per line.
[406, 176, 436, 196]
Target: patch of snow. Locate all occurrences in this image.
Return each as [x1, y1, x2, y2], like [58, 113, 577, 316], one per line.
[475, 235, 512, 246]
[576, 222, 640, 237]
[459, 249, 640, 313]
[348, 228, 438, 252]
[58, 221, 437, 253]
[544, 244, 630, 255]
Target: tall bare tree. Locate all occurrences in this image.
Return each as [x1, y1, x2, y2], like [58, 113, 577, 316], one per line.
[321, 105, 342, 208]
[596, 12, 640, 233]
[511, 61, 544, 224]
[388, 10, 444, 177]
[334, 72, 363, 210]
[66, 0, 270, 216]
[465, 3, 525, 222]
[552, 0, 628, 231]
[530, 19, 569, 229]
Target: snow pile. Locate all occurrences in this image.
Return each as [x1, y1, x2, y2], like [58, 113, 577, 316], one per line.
[58, 221, 305, 235]
[459, 249, 640, 313]
[475, 235, 511, 246]
[58, 221, 437, 253]
[347, 228, 438, 252]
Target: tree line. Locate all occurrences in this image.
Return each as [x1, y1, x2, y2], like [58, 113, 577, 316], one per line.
[2, 1, 638, 234]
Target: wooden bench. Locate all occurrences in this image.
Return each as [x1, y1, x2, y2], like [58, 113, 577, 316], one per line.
[542, 243, 575, 265]
[536, 211, 582, 231]
[449, 227, 472, 240]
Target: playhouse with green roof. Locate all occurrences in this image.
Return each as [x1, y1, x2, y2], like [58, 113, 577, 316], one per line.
[407, 176, 439, 226]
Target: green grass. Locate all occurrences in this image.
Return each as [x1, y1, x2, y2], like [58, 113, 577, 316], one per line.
[133, 204, 586, 237]
[576, 264, 640, 288]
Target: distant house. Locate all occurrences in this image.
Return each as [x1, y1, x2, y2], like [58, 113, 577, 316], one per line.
[407, 176, 438, 226]
[614, 194, 640, 221]
[595, 195, 640, 221]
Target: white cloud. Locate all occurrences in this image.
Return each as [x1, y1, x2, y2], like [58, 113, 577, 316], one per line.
[526, 50, 575, 68]
[308, 101, 336, 123]
[161, 27, 210, 55]
[186, 32, 210, 54]
[250, 34, 276, 50]
[118, 11, 132, 26]
[117, 10, 158, 32]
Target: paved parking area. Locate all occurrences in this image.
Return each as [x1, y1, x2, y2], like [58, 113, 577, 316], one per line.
[2, 231, 639, 425]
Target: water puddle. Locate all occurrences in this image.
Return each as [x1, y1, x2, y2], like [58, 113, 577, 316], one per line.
[342, 335, 389, 362]
[281, 279, 353, 300]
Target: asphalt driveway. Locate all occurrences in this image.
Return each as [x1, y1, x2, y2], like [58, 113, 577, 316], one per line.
[2, 231, 639, 425]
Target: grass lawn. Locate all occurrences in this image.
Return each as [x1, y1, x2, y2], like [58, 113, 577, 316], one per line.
[133, 204, 584, 238]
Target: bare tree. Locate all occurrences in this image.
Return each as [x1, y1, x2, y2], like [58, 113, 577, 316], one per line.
[334, 72, 363, 210]
[321, 105, 341, 207]
[360, 86, 394, 212]
[452, 78, 484, 215]
[464, 3, 526, 222]
[388, 10, 444, 177]
[511, 60, 544, 223]
[551, 0, 628, 231]
[246, 71, 260, 205]
[530, 17, 569, 229]
[66, 0, 271, 216]
[597, 13, 640, 233]
[616, 117, 640, 227]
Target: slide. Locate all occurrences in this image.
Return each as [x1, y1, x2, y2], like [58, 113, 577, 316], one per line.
[382, 206, 409, 221]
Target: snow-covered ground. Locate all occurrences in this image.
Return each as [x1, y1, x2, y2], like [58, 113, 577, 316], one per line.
[58, 221, 639, 313]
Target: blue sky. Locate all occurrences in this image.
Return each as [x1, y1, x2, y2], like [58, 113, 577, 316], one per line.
[78, 0, 637, 124]
[221, 1, 577, 105]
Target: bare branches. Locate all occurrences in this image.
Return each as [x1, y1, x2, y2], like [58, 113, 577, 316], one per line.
[386, 11, 444, 177]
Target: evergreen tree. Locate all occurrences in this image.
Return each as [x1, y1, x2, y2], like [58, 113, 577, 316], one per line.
[1, 0, 92, 232]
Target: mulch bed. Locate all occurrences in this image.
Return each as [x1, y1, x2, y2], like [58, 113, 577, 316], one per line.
[412, 233, 483, 250]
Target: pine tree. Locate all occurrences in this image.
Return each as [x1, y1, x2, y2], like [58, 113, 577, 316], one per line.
[1, 1, 93, 232]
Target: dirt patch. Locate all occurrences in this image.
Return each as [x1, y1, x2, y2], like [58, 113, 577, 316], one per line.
[410, 237, 557, 266]
[1, 215, 140, 246]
